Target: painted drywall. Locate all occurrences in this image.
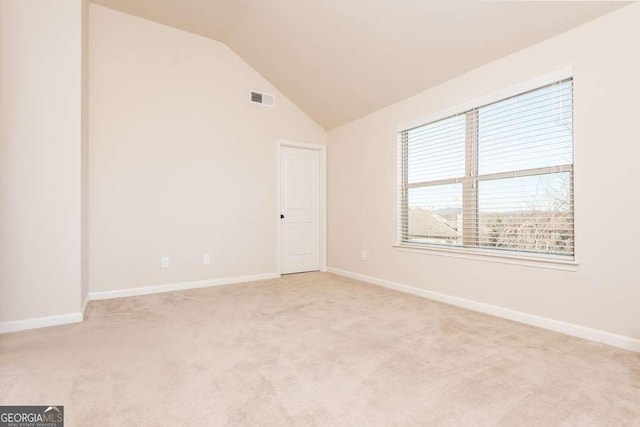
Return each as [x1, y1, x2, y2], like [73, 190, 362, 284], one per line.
[81, 0, 90, 309]
[89, 5, 325, 292]
[0, 0, 86, 323]
[328, 3, 640, 340]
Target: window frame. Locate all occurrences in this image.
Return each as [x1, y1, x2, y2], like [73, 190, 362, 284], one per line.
[396, 69, 577, 268]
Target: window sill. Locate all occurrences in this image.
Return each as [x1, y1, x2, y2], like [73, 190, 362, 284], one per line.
[393, 243, 578, 271]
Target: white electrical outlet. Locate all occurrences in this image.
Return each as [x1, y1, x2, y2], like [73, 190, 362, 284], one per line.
[360, 250, 367, 261]
[161, 257, 170, 268]
[203, 254, 211, 265]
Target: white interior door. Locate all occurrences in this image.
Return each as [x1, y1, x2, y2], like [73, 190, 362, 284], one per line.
[280, 146, 320, 274]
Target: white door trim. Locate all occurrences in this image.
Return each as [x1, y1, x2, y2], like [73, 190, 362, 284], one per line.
[276, 140, 327, 274]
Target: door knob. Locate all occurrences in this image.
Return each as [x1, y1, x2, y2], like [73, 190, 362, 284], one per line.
[280, 214, 285, 219]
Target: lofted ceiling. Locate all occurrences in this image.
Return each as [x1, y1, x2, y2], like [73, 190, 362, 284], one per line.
[91, 0, 629, 129]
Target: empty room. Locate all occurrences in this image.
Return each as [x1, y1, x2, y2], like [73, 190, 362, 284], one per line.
[1, 0, 639, 425]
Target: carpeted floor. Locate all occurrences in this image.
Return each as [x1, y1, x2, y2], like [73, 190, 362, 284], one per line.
[1, 272, 639, 426]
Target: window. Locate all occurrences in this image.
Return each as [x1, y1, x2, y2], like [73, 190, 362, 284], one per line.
[399, 78, 574, 259]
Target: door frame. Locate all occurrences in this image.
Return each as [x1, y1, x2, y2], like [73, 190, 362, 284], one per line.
[276, 140, 327, 274]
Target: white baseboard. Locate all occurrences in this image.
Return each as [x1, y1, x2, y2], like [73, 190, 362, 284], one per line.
[1, 273, 280, 334]
[327, 267, 640, 353]
[0, 312, 83, 334]
[89, 272, 281, 301]
[82, 294, 90, 315]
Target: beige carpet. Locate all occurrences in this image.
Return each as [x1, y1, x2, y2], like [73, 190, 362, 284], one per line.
[1, 272, 639, 426]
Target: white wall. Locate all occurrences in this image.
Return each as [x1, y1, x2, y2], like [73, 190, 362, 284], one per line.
[89, 5, 325, 293]
[0, 0, 87, 324]
[328, 4, 640, 340]
[81, 0, 90, 309]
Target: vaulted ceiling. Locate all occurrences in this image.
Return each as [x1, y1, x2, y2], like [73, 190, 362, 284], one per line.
[91, 0, 629, 129]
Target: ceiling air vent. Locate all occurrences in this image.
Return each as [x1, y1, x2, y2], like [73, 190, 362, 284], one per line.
[250, 91, 275, 107]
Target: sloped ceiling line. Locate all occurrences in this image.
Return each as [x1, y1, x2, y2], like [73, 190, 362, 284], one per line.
[91, 0, 629, 129]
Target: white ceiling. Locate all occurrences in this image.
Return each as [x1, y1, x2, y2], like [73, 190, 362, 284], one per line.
[91, 0, 629, 129]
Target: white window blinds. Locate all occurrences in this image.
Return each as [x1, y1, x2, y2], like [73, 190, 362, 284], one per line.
[399, 78, 574, 259]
